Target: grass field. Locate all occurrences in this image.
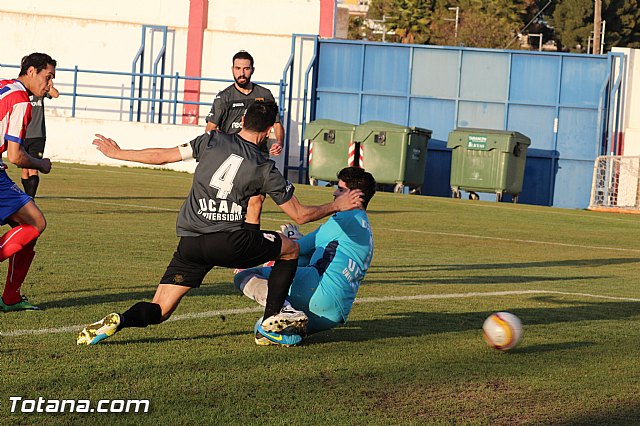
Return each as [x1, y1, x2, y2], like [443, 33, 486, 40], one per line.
[2, 162, 640, 425]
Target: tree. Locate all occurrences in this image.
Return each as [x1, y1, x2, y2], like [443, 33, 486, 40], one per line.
[386, 0, 433, 44]
[549, 0, 597, 51]
[549, 0, 640, 52]
[602, 0, 640, 49]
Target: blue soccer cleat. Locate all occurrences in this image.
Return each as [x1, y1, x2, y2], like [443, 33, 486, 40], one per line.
[254, 318, 302, 347]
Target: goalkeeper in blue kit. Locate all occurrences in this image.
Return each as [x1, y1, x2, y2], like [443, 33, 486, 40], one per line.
[235, 167, 376, 346]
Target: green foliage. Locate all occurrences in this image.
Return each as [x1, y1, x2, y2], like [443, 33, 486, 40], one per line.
[603, 0, 640, 49]
[548, 0, 640, 52]
[386, 0, 434, 44]
[3, 164, 640, 424]
[549, 0, 593, 52]
[354, 0, 640, 51]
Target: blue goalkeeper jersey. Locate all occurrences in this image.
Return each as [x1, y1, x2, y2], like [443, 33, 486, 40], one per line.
[297, 209, 374, 320]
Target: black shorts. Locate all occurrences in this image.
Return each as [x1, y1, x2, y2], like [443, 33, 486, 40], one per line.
[23, 137, 46, 159]
[160, 229, 282, 288]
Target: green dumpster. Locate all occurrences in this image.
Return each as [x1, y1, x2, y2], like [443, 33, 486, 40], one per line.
[354, 121, 432, 193]
[447, 128, 531, 202]
[304, 119, 356, 184]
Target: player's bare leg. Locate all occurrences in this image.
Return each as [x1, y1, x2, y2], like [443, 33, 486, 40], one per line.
[77, 284, 190, 345]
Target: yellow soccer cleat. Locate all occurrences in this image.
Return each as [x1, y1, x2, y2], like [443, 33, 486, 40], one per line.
[76, 313, 121, 345]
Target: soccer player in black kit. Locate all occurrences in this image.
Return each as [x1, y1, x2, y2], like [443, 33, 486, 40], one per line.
[77, 102, 363, 345]
[205, 50, 284, 230]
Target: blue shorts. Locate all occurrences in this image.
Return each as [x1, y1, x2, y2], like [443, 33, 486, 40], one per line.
[241, 266, 344, 335]
[0, 171, 32, 226]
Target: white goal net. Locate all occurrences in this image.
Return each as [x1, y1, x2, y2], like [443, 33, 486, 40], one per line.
[589, 155, 640, 213]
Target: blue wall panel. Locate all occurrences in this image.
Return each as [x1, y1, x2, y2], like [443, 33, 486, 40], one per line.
[458, 101, 505, 129]
[411, 49, 460, 98]
[507, 104, 556, 151]
[460, 51, 509, 102]
[312, 40, 610, 208]
[510, 54, 560, 105]
[552, 159, 595, 208]
[518, 150, 557, 206]
[423, 146, 453, 197]
[409, 98, 456, 142]
[317, 43, 363, 91]
[363, 45, 410, 95]
[556, 108, 600, 160]
[360, 95, 408, 124]
[315, 92, 360, 124]
[560, 57, 608, 107]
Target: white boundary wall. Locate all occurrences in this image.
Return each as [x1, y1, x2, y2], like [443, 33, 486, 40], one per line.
[613, 48, 640, 156]
[0, 0, 320, 122]
[0, 0, 321, 173]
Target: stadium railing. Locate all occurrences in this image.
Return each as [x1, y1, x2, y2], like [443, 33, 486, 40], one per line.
[0, 63, 284, 126]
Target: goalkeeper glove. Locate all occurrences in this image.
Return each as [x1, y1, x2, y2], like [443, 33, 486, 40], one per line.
[279, 223, 303, 241]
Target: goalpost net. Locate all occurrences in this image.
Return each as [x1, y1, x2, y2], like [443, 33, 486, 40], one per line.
[589, 155, 640, 214]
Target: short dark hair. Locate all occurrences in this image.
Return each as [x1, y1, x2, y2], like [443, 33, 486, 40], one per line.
[232, 50, 254, 67]
[19, 52, 56, 76]
[243, 101, 277, 132]
[337, 167, 376, 209]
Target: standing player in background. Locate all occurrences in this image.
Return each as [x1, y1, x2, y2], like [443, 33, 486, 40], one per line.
[21, 83, 59, 197]
[205, 50, 285, 230]
[235, 167, 376, 346]
[77, 102, 363, 345]
[0, 52, 56, 312]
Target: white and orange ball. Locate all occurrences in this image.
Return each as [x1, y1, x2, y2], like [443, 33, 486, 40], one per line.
[482, 312, 522, 351]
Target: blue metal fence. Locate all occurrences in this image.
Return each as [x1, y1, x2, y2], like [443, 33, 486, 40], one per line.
[0, 63, 284, 125]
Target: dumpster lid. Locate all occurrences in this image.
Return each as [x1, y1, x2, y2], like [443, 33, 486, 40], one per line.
[450, 128, 530, 141]
[355, 121, 432, 141]
[303, 119, 356, 140]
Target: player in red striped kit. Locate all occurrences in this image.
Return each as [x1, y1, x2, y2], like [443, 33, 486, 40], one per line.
[0, 52, 56, 312]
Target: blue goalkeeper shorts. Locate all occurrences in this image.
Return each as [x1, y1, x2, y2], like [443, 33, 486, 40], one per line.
[0, 171, 31, 226]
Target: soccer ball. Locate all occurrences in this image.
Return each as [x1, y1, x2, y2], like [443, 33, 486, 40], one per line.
[482, 312, 522, 351]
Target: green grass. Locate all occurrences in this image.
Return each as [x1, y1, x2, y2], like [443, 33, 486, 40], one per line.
[2, 162, 640, 425]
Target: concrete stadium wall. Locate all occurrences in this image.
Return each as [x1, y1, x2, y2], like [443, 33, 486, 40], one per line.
[0, 0, 321, 124]
[43, 115, 286, 174]
[613, 48, 640, 156]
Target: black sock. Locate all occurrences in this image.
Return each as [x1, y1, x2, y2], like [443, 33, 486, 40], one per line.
[264, 258, 298, 319]
[119, 302, 162, 329]
[21, 178, 30, 195]
[22, 176, 39, 198]
[243, 223, 260, 231]
[28, 175, 39, 198]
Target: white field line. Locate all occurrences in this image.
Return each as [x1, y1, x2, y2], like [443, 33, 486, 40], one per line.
[2, 289, 639, 338]
[50, 164, 640, 224]
[41, 198, 640, 254]
[387, 228, 640, 253]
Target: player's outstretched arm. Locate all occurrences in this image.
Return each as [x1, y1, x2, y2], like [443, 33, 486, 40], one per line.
[277, 189, 363, 224]
[93, 134, 183, 165]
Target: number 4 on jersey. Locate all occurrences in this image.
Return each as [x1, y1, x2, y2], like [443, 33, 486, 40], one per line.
[210, 154, 244, 198]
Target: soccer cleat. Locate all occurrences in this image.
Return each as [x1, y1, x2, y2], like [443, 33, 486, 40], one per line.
[254, 318, 302, 347]
[76, 313, 121, 345]
[233, 260, 276, 275]
[261, 305, 308, 334]
[0, 295, 41, 312]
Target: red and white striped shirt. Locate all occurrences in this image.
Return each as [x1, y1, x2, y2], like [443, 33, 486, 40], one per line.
[0, 79, 32, 167]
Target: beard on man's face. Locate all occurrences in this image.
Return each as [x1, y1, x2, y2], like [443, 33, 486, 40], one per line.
[235, 75, 251, 88]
